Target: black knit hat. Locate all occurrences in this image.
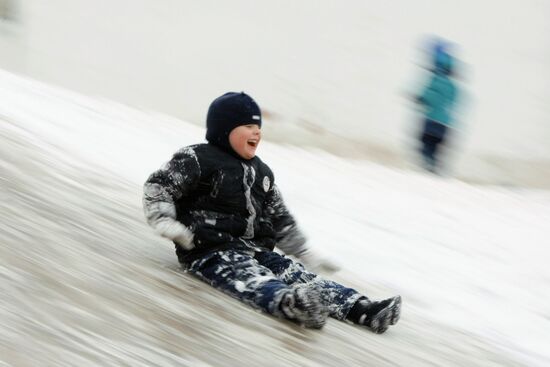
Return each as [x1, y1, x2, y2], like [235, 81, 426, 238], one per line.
[206, 92, 262, 150]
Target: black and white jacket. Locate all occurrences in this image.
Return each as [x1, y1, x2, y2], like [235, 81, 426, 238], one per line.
[143, 143, 307, 264]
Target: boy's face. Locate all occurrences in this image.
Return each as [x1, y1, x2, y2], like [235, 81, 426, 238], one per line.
[229, 124, 261, 159]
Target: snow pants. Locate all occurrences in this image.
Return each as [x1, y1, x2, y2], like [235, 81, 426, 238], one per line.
[420, 119, 448, 170]
[186, 249, 362, 321]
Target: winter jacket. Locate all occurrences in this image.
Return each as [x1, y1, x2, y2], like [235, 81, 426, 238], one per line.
[143, 143, 306, 264]
[417, 72, 458, 127]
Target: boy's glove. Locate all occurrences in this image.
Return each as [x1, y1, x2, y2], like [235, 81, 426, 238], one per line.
[296, 249, 340, 274]
[154, 218, 195, 250]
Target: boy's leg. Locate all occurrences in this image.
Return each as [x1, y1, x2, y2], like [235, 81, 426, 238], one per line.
[256, 251, 401, 333]
[255, 251, 362, 320]
[187, 249, 328, 328]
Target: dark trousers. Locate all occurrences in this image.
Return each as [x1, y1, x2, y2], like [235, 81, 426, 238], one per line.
[420, 119, 448, 170]
[187, 250, 362, 320]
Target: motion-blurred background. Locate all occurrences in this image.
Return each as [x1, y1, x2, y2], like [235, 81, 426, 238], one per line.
[1, 0, 549, 186]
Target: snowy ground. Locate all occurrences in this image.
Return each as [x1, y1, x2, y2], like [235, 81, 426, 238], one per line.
[1, 69, 549, 366]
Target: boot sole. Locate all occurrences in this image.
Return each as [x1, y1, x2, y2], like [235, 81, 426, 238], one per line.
[390, 295, 402, 325]
[370, 295, 402, 334]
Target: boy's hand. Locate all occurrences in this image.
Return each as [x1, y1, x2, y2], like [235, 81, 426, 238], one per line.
[154, 219, 195, 250]
[173, 228, 195, 250]
[297, 249, 340, 274]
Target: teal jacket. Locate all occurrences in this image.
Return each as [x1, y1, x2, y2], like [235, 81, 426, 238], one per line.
[418, 72, 458, 127]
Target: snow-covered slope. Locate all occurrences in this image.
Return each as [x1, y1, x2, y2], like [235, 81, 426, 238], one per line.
[1, 70, 549, 366]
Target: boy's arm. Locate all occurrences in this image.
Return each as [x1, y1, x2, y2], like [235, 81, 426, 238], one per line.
[143, 147, 201, 249]
[266, 185, 340, 273]
[264, 184, 307, 255]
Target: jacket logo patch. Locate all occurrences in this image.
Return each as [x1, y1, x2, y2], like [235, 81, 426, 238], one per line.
[263, 176, 270, 192]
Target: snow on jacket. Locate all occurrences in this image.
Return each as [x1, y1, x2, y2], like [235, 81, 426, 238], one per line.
[143, 143, 307, 263]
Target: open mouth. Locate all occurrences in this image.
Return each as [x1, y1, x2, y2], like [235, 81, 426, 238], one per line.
[247, 140, 258, 148]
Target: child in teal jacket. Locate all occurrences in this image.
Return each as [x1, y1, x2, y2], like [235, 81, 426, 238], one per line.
[416, 48, 459, 172]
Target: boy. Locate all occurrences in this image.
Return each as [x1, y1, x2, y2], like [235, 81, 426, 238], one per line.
[143, 92, 401, 331]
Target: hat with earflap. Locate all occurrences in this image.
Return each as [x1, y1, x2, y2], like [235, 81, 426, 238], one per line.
[206, 92, 262, 150]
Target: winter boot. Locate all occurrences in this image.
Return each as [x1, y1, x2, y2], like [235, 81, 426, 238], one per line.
[346, 295, 401, 334]
[280, 283, 329, 329]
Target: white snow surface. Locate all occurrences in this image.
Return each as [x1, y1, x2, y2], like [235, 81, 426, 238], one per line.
[1, 69, 550, 366]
